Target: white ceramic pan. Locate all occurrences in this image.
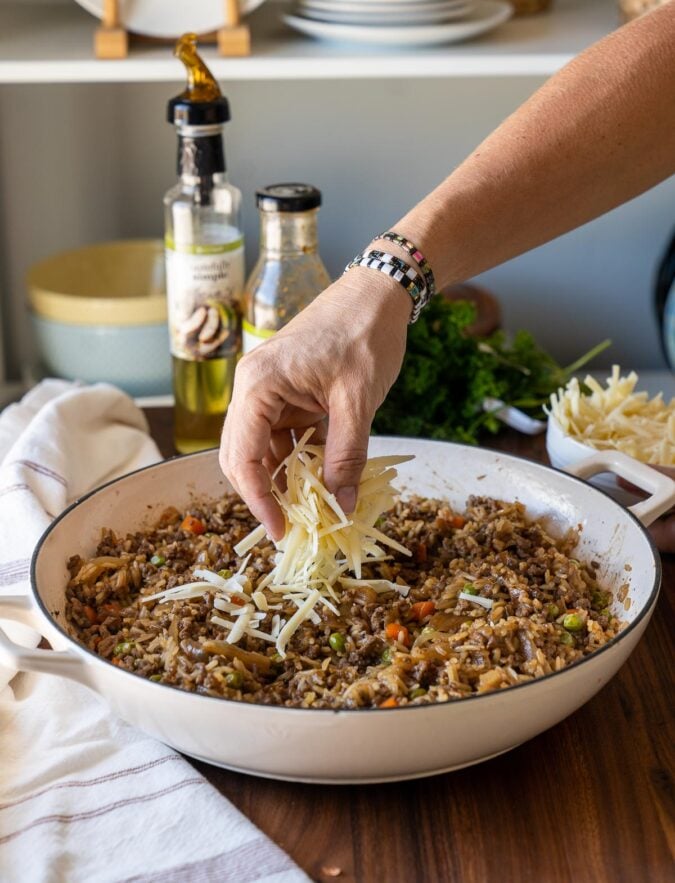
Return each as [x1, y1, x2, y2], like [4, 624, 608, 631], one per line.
[1, 439, 673, 784]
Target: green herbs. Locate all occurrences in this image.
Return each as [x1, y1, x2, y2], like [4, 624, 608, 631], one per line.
[373, 298, 610, 444]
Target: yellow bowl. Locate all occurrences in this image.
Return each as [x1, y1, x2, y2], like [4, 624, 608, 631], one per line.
[27, 239, 166, 327]
[27, 240, 171, 397]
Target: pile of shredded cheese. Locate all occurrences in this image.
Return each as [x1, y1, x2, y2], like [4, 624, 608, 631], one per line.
[142, 430, 413, 656]
[547, 366, 675, 465]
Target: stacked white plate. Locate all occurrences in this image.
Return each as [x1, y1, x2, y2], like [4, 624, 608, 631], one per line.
[284, 0, 512, 46]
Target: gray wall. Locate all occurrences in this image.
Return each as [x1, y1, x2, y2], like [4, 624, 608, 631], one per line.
[1, 76, 673, 380]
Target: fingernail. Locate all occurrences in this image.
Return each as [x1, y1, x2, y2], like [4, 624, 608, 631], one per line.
[336, 486, 357, 514]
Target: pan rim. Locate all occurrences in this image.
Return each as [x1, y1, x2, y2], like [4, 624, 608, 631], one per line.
[29, 438, 662, 715]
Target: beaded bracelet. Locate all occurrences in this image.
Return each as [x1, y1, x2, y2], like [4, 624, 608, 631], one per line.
[373, 231, 436, 301]
[344, 249, 427, 323]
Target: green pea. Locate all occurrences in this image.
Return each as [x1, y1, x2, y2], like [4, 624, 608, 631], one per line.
[563, 613, 585, 632]
[547, 603, 560, 619]
[218, 569, 233, 579]
[113, 641, 134, 656]
[150, 555, 165, 566]
[329, 632, 346, 653]
[409, 687, 427, 699]
[591, 590, 611, 610]
[225, 671, 244, 689]
[559, 631, 575, 646]
[381, 647, 392, 665]
[462, 584, 478, 595]
[149, 674, 162, 682]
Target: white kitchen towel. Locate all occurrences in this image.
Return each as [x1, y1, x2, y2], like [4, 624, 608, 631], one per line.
[0, 380, 307, 883]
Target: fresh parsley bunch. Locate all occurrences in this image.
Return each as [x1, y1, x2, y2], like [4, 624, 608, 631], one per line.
[373, 298, 609, 444]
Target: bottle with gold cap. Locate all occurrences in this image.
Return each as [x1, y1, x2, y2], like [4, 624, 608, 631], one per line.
[164, 33, 244, 454]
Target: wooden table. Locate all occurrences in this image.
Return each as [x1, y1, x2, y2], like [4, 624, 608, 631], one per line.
[145, 409, 674, 883]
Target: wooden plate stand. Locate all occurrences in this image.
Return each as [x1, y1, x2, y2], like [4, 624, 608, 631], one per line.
[94, 0, 251, 59]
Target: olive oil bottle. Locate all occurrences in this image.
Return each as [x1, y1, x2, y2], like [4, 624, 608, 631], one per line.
[165, 34, 244, 453]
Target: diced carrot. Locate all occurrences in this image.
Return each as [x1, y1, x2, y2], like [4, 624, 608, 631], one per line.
[414, 542, 427, 564]
[230, 596, 246, 607]
[410, 601, 435, 621]
[102, 601, 121, 616]
[379, 697, 398, 708]
[111, 657, 122, 666]
[83, 605, 98, 625]
[452, 516, 465, 529]
[181, 514, 206, 534]
[385, 622, 410, 647]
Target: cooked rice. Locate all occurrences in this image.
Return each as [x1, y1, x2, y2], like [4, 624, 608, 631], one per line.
[64, 494, 622, 708]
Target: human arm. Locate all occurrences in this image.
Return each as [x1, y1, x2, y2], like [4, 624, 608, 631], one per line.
[220, 3, 675, 538]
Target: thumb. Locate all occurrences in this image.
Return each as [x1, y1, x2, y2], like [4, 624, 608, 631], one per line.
[323, 398, 371, 514]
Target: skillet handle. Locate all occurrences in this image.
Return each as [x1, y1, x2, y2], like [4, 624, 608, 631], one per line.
[0, 593, 38, 628]
[0, 619, 91, 687]
[566, 450, 675, 526]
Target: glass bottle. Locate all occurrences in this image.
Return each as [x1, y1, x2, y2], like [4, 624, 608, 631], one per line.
[164, 33, 244, 454]
[242, 184, 330, 353]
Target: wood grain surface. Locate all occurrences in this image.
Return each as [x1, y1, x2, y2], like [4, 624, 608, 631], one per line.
[144, 408, 675, 883]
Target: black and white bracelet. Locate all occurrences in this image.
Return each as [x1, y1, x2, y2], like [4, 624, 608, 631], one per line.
[344, 249, 427, 323]
[373, 231, 437, 301]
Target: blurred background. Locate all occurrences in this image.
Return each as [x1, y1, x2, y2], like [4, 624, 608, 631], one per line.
[0, 0, 673, 402]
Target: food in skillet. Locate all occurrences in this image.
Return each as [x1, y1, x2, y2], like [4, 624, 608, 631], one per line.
[65, 434, 621, 709]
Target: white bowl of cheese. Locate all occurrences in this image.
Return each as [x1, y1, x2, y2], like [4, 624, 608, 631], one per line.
[546, 367, 675, 505]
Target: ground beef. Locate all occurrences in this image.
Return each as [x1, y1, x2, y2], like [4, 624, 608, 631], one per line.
[65, 494, 621, 709]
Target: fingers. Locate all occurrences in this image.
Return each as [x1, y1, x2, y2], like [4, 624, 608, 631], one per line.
[220, 390, 286, 541]
[323, 395, 371, 514]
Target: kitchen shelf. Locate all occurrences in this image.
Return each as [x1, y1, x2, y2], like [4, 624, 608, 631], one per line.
[0, 0, 619, 83]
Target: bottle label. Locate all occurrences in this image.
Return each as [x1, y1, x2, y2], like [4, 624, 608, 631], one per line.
[165, 237, 244, 361]
[242, 319, 276, 354]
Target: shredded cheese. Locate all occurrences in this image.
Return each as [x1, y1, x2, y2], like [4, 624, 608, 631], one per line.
[143, 432, 413, 657]
[458, 592, 493, 609]
[547, 366, 675, 465]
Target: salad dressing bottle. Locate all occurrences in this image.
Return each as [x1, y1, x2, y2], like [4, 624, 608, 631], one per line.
[164, 34, 244, 453]
[242, 184, 330, 353]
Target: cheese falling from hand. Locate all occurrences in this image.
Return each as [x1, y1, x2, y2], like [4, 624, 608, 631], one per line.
[142, 431, 413, 657]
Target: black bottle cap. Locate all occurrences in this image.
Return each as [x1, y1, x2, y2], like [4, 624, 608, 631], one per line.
[167, 94, 230, 127]
[256, 184, 322, 212]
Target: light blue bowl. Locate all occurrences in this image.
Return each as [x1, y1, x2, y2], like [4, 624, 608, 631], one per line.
[28, 239, 172, 398]
[31, 315, 172, 398]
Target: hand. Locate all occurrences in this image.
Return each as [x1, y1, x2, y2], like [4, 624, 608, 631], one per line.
[220, 270, 411, 539]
